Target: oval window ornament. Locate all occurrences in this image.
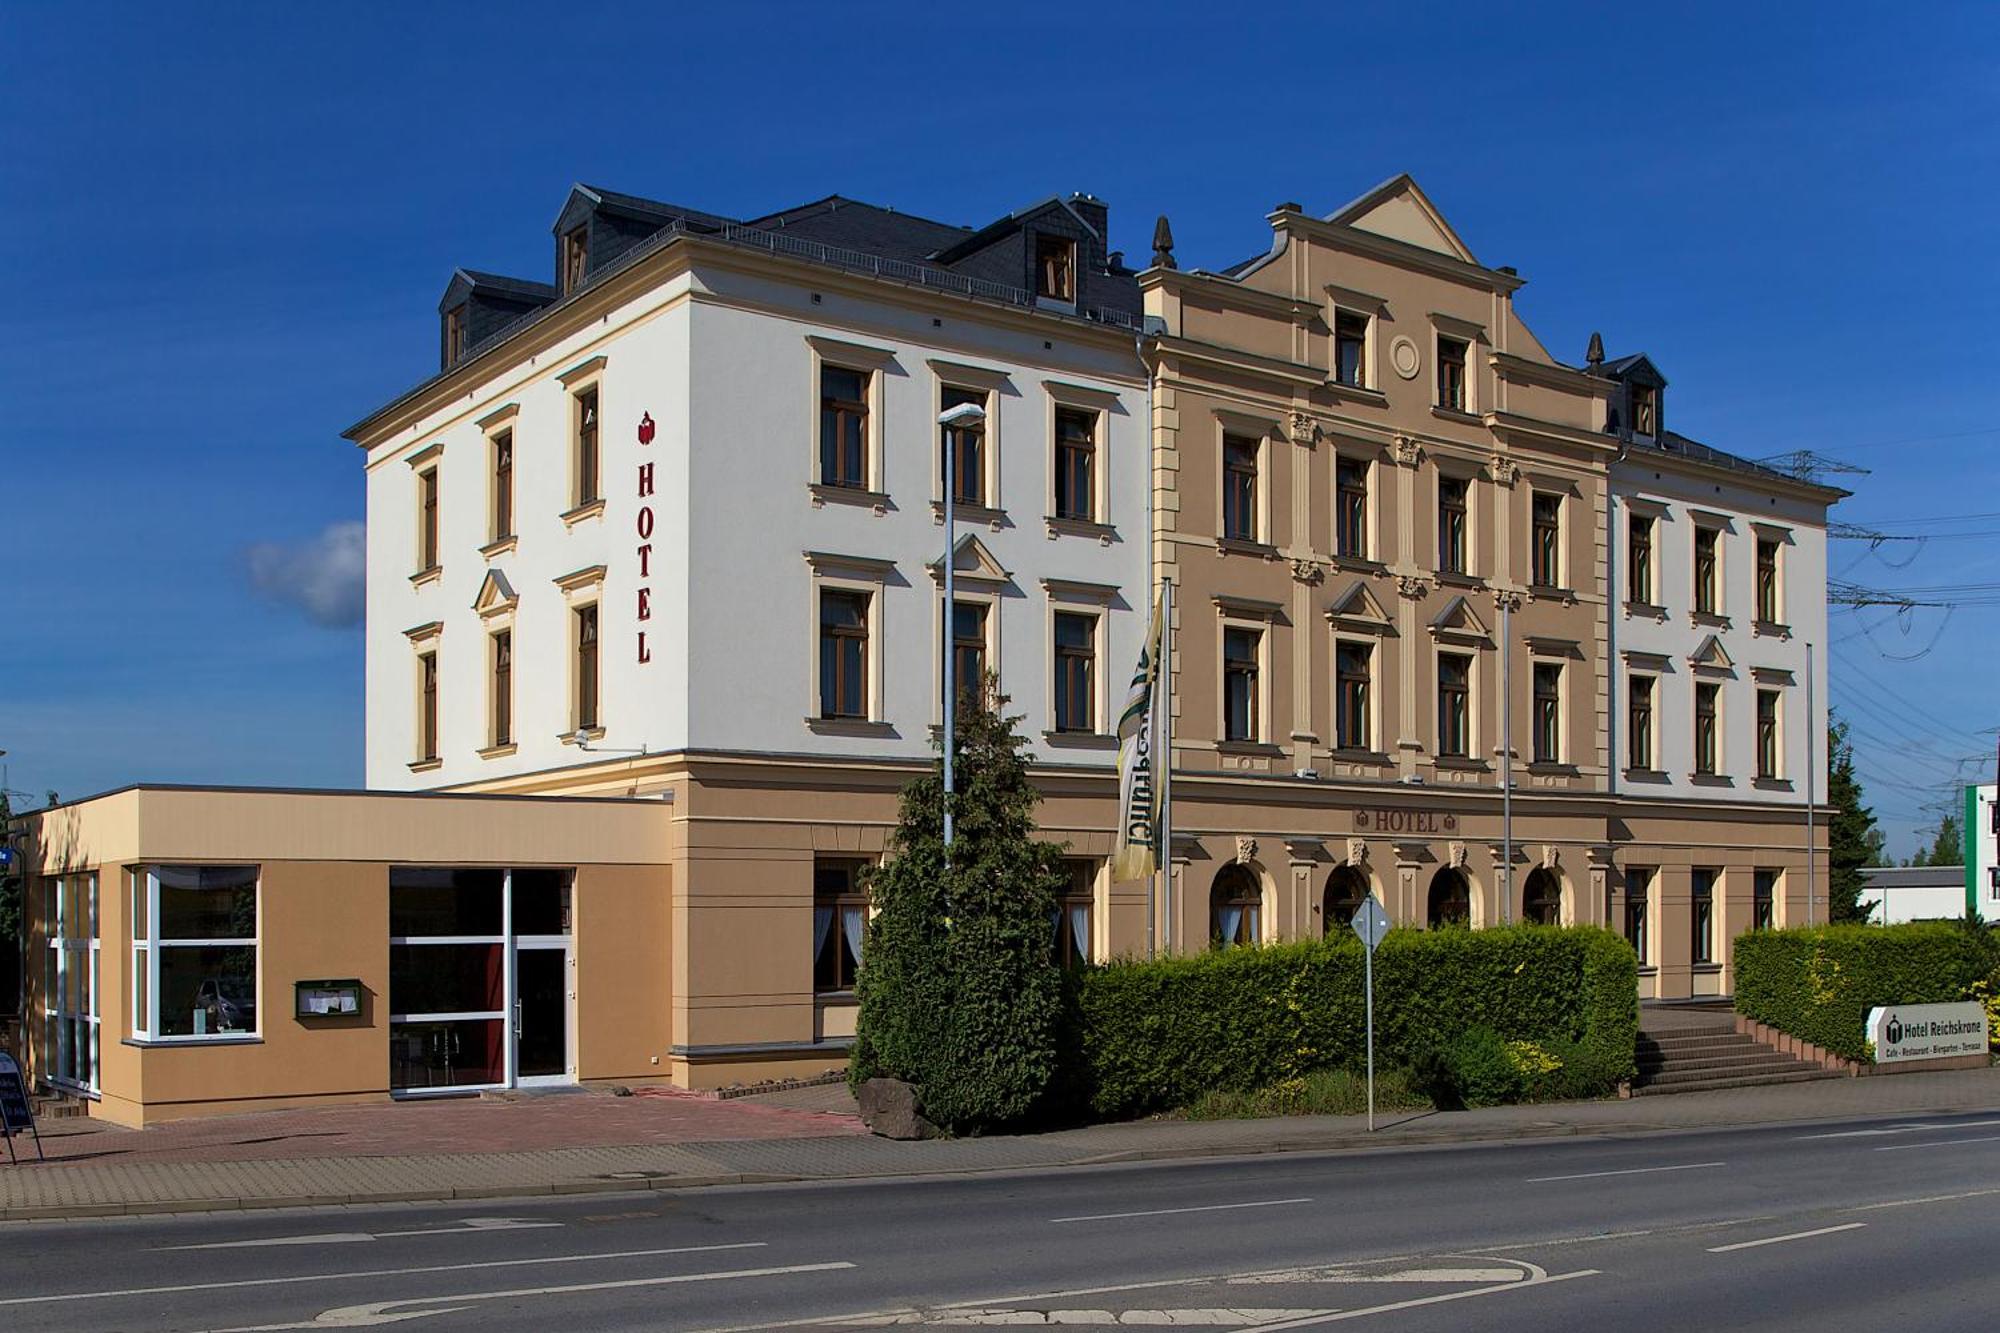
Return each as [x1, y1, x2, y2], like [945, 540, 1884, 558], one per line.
[1390, 335, 1422, 380]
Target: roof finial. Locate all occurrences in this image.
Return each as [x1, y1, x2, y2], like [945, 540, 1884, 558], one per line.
[1586, 331, 1605, 368]
[1152, 215, 1176, 270]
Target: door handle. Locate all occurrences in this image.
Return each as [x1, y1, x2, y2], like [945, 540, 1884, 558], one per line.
[513, 998, 523, 1039]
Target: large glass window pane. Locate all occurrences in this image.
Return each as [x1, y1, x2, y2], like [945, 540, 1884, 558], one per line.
[156, 865, 257, 940]
[390, 868, 505, 937]
[512, 869, 574, 936]
[390, 943, 504, 1017]
[157, 945, 257, 1036]
[391, 1019, 507, 1090]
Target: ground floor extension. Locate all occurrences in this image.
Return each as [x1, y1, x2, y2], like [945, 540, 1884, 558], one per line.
[15, 763, 1824, 1123]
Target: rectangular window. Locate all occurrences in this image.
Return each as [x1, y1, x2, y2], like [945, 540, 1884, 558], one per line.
[390, 867, 507, 1091]
[1756, 688, 1781, 779]
[1035, 234, 1074, 302]
[490, 630, 512, 749]
[1531, 492, 1561, 588]
[820, 366, 870, 490]
[951, 601, 987, 708]
[1336, 458, 1369, 559]
[1438, 477, 1468, 574]
[813, 859, 869, 992]
[940, 385, 985, 506]
[561, 225, 588, 294]
[1438, 652, 1471, 758]
[444, 306, 466, 367]
[1222, 434, 1258, 541]
[819, 589, 869, 720]
[1334, 310, 1369, 387]
[574, 605, 600, 731]
[1694, 527, 1720, 615]
[1632, 384, 1658, 436]
[1753, 869, 1778, 930]
[1056, 860, 1094, 968]
[1629, 514, 1654, 604]
[1623, 867, 1651, 963]
[1223, 627, 1261, 743]
[1628, 675, 1655, 771]
[1437, 335, 1467, 411]
[1691, 868, 1716, 965]
[491, 430, 514, 543]
[44, 873, 99, 1092]
[1695, 681, 1720, 775]
[1756, 536, 1781, 623]
[1054, 407, 1097, 521]
[132, 865, 258, 1041]
[1532, 662, 1562, 764]
[1336, 641, 1371, 752]
[417, 467, 439, 573]
[1053, 611, 1097, 733]
[573, 385, 601, 507]
[417, 650, 439, 762]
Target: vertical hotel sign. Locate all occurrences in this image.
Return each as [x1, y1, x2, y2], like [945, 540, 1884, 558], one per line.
[1112, 591, 1164, 882]
[635, 412, 656, 664]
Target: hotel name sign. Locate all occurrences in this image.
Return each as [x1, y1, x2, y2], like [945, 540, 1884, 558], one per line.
[1352, 808, 1460, 835]
[635, 411, 656, 665]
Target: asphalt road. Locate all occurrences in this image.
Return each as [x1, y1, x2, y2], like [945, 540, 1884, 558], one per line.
[5, 1109, 1999, 1331]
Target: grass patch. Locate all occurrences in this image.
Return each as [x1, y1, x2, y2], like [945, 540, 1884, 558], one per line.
[1175, 1066, 1431, 1121]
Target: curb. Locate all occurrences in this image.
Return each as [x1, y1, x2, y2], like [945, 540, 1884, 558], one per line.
[5, 1093, 2000, 1222]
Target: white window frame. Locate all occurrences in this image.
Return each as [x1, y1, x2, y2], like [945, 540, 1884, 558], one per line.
[1331, 304, 1375, 390]
[1043, 380, 1119, 530]
[806, 336, 894, 499]
[1530, 656, 1566, 765]
[1332, 449, 1374, 562]
[1331, 632, 1378, 754]
[1217, 610, 1273, 745]
[928, 360, 1008, 514]
[1042, 579, 1116, 739]
[804, 552, 894, 728]
[45, 872, 100, 1095]
[935, 587, 1002, 726]
[1628, 671, 1659, 772]
[131, 865, 261, 1045]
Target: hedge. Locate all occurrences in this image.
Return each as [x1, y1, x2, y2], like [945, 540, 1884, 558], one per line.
[1061, 925, 1638, 1119]
[1734, 923, 1999, 1061]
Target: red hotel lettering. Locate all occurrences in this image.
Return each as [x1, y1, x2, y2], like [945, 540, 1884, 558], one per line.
[636, 416, 655, 665]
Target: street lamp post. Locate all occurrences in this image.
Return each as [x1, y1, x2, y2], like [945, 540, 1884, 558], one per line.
[936, 401, 987, 856]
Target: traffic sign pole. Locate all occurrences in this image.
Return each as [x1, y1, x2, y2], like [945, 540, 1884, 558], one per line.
[1364, 926, 1375, 1132]
[1350, 894, 1389, 1133]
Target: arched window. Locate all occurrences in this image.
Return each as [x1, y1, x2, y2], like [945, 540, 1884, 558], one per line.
[1427, 866, 1471, 929]
[1522, 867, 1562, 926]
[1210, 864, 1261, 949]
[1323, 865, 1370, 936]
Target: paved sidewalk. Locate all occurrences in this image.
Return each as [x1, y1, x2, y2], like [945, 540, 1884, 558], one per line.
[4, 1067, 1997, 1220]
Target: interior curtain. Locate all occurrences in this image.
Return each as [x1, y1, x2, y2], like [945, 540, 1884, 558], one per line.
[1068, 903, 1091, 961]
[842, 906, 865, 966]
[1245, 906, 1261, 943]
[812, 907, 834, 961]
[1219, 905, 1243, 946]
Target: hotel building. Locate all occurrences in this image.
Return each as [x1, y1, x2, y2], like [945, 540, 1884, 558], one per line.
[16, 176, 1841, 1123]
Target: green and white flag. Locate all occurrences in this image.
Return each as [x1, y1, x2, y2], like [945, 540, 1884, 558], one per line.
[1112, 591, 1164, 883]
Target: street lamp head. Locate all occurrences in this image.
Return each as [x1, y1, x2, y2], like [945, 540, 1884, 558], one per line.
[937, 402, 987, 429]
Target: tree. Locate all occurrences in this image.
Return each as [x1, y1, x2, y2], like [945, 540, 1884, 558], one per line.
[1920, 813, 1963, 868]
[849, 680, 1067, 1134]
[0, 791, 19, 1018]
[1827, 715, 1884, 923]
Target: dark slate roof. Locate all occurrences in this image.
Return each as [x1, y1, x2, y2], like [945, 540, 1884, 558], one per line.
[572, 184, 731, 230]
[1630, 430, 1802, 486]
[741, 195, 973, 264]
[453, 269, 557, 302]
[1597, 352, 1650, 377]
[1859, 865, 1963, 888]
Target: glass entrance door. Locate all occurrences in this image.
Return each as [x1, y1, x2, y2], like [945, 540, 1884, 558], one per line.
[513, 944, 571, 1085]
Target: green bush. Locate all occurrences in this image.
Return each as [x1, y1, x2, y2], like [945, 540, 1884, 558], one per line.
[1735, 922, 1999, 1061]
[1179, 1066, 1429, 1121]
[1066, 924, 1638, 1119]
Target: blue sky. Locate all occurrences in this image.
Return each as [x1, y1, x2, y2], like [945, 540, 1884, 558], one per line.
[2, 2, 1994, 857]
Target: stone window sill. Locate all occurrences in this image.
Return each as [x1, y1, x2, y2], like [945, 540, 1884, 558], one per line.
[1325, 379, 1388, 407]
[805, 716, 897, 738]
[1752, 620, 1792, 639]
[1752, 776, 1794, 792]
[125, 1035, 263, 1049]
[1216, 537, 1280, 560]
[1216, 740, 1284, 756]
[409, 566, 443, 589]
[561, 499, 607, 528]
[1330, 554, 1386, 574]
[811, 483, 892, 514]
[1436, 570, 1484, 590]
[1526, 762, 1580, 777]
[480, 535, 518, 559]
[1431, 405, 1481, 426]
[1689, 772, 1735, 787]
[930, 499, 1007, 529]
[1044, 730, 1118, 751]
[558, 727, 606, 746]
[1432, 756, 1491, 773]
[1691, 610, 1731, 629]
[1624, 768, 1671, 784]
[477, 743, 518, 761]
[1045, 515, 1118, 545]
[1625, 600, 1668, 621]
[408, 758, 443, 773]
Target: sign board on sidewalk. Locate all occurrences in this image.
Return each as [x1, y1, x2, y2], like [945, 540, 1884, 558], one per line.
[1351, 895, 1390, 953]
[0, 1050, 43, 1164]
[1866, 1001, 1990, 1064]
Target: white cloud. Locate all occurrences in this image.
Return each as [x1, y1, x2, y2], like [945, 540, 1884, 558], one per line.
[246, 520, 366, 628]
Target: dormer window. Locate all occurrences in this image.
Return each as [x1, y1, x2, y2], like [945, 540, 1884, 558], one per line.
[1632, 384, 1658, 436]
[443, 305, 467, 369]
[561, 226, 589, 295]
[1036, 234, 1074, 302]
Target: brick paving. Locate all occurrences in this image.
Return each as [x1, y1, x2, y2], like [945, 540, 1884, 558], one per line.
[3, 1066, 1996, 1220]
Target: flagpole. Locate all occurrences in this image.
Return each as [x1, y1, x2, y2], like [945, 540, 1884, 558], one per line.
[1160, 575, 1175, 956]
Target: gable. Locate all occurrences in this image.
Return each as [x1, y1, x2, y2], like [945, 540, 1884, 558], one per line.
[1428, 594, 1491, 643]
[1325, 579, 1392, 628]
[473, 568, 519, 618]
[927, 533, 1013, 587]
[1689, 633, 1735, 673]
[1328, 175, 1478, 264]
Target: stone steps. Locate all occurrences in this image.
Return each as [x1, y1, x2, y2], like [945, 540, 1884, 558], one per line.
[1632, 1020, 1844, 1096]
[1632, 1067, 1845, 1096]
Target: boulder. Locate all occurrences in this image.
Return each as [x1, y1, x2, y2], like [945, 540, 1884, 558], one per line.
[855, 1077, 942, 1140]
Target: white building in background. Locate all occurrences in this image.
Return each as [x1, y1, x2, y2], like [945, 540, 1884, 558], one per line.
[1598, 353, 1836, 809]
[355, 187, 1150, 791]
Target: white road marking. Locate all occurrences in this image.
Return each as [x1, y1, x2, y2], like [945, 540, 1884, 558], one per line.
[1524, 1161, 1725, 1183]
[1050, 1198, 1311, 1224]
[1707, 1223, 1867, 1253]
[1224, 1261, 1596, 1331]
[1231, 1267, 1521, 1285]
[1875, 1134, 2000, 1152]
[162, 1217, 562, 1251]
[211, 1262, 857, 1331]
[1845, 1186, 2000, 1212]
[851, 1310, 1338, 1326]
[0, 1241, 767, 1307]
[1798, 1118, 2000, 1140]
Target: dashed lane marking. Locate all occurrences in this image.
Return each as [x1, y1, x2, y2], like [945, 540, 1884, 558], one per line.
[1524, 1161, 1725, 1183]
[1707, 1223, 1867, 1253]
[1050, 1199, 1312, 1224]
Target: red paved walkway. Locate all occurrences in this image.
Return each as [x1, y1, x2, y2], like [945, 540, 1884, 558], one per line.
[33, 1088, 863, 1166]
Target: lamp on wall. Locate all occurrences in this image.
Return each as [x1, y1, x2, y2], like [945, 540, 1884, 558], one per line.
[572, 730, 647, 755]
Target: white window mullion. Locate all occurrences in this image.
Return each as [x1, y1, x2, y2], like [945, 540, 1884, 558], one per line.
[502, 868, 518, 1089]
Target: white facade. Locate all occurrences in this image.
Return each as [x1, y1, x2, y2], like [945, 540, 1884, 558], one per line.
[363, 243, 1148, 790]
[1858, 866, 1969, 924]
[1975, 783, 1998, 917]
[1606, 449, 1832, 806]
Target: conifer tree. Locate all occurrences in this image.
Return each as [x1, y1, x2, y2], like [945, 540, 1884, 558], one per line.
[1827, 715, 1885, 922]
[849, 679, 1067, 1133]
